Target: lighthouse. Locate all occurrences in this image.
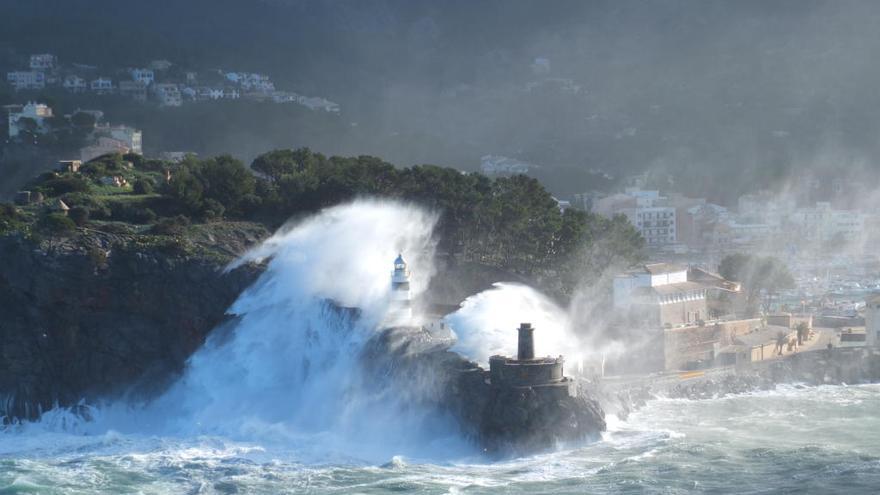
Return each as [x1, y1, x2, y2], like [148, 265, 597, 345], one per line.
[389, 253, 412, 323]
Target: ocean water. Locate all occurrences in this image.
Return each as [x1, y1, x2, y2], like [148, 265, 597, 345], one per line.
[2, 384, 880, 494]
[5, 201, 879, 493]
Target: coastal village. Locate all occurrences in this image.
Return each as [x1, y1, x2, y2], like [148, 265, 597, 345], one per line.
[3, 52, 340, 167]
[4, 48, 880, 384]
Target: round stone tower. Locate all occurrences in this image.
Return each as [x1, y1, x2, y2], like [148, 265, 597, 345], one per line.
[489, 322, 565, 388]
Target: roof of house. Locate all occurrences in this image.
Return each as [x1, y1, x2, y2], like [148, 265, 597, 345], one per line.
[644, 262, 687, 275]
[734, 325, 792, 347]
[688, 267, 741, 292]
[632, 281, 706, 297]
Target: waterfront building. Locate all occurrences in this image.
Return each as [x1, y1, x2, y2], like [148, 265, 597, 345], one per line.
[7, 102, 53, 138]
[866, 294, 880, 347]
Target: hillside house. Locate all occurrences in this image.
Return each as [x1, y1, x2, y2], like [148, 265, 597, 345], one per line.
[29, 54, 57, 70]
[63, 75, 87, 93]
[7, 71, 46, 91]
[7, 102, 53, 138]
[90, 78, 114, 94]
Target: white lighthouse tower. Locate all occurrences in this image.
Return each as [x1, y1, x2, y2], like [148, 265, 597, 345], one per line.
[388, 253, 412, 324]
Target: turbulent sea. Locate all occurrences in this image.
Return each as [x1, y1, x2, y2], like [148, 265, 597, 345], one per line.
[5, 202, 880, 493]
[2, 384, 880, 494]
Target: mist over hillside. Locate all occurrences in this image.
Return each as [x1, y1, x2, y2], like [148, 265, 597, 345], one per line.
[3, 0, 880, 202]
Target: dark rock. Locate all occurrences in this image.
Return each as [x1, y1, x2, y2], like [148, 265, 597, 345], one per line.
[0, 225, 267, 421]
[362, 326, 606, 456]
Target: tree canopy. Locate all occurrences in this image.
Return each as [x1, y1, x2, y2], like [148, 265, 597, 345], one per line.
[719, 253, 795, 315]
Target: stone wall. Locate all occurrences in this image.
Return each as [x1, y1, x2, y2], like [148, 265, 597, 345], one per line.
[659, 298, 709, 327]
[663, 318, 761, 370]
[489, 356, 564, 386]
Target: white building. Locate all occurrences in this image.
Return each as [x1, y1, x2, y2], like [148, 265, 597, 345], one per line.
[388, 254, 413, 324]
[627, 206, 676, 246]
[104, 125, 142, 154]
[149, 60, 173, 71]
[80, 137, 131, 162]
[63, 75, 87, 93]
[6, 71, 46, 91]
[7, 102, 53, 138]
[480, 155, 533, 176]
[613, 263, 689, 309]
[226, 72, 274, 92]
[153, 83, 182, 107]
[29, 54, 57, 70]
[119, 80, 148, 101]
[790, 202, 866, 243]
[129, 68, 155, 85]
[597, 188, 677, 246]
[90, 77, 114, 94]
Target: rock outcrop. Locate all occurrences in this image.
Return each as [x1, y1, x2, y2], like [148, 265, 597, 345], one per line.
[363, 326, 606, 455]
[0, 223, 268, 420]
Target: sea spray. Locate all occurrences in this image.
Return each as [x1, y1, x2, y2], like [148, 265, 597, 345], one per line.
[8, 200, 470, 461]
[446, 282, 584, 366]
[140, 199, 477, 461]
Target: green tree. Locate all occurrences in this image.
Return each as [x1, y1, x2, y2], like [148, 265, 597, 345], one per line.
[251, 149, 302, 182]
[165, 165, 205, 214]
[70, 111, 97, 130]
[68, 206, 90, 226]
[133, 177, 155, 195]
[198, 155, 256, 216]
[719, 253, 795, 315]
[38, 213, 77, 235]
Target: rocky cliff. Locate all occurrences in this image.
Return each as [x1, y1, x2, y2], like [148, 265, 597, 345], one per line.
[363, 326, 606, 455]
[0, 223, 268, 420]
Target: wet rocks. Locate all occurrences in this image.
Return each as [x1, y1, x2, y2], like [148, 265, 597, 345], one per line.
[363, 326, 606, 456]
[0, 225, 267, 421]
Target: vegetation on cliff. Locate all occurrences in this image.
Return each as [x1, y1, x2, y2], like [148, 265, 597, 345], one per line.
[4, 148, 644, 292]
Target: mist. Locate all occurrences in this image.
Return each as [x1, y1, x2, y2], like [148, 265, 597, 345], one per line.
[5, 1, 880, 203]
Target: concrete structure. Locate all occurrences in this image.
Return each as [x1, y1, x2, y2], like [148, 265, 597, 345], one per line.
[489, 323, 566, 387]
[149, 60, 173, 71]
[104, 125, 143, 155]
[80, 137, 131, 162]
[7, 102, 53, 138]
[119, 80, 148, 101]
[614, 263, 742, 329]
[63, 75, 87, 93]
[129, 68, 155, 85]
[480, 155, 532, 176]
[595, 188, 677, 247]
[90, 78, 114, 94]
[58, 160, 82, 173]
[153, 83, 182, 107]
[790, 202, 866, 243]
[866, 294, 880, 347]
[6, 71, 46, 91]
[29, 54, 57, 70]
[79, 124, 142, 161]
[225, 72, 274, 92]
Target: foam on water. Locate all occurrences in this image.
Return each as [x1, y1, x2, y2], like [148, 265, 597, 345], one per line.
[3, 201, 880, 492]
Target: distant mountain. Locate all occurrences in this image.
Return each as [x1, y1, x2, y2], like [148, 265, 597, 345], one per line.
[3, 0, 880, 203]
